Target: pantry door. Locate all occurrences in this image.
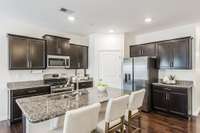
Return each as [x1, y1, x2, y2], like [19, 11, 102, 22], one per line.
[98, 50, 122, 89]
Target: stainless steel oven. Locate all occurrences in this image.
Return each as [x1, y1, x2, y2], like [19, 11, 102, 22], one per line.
[48, 55, 70, 68]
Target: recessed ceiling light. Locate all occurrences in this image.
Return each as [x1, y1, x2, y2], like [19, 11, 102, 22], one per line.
[109, 30, 114, 33]
[68, 16, 75, 21]
[145, 17, 152, 23]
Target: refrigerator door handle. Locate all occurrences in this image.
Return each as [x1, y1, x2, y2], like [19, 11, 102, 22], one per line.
[128, 74, 131, 81]
[125, 74, 127, 83]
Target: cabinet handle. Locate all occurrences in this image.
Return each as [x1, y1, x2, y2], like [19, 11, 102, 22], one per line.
[165, 93, 170, 100]
[164, 88, 171, 91]
[170, 62, 173, 67]
[27, 90, 37, 93]
[27, 60, 30, 68]
[30, 61, 32, 68]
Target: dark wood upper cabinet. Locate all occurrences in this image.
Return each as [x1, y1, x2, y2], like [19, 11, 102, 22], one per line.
[9, 36, 29, 69]
[81, 46, 88, 69]
[59, 38, 71, 56]
[29, 39, 46, 69]
[44, 35, 58, 55]
[43, 34, 88, 69]
[69, 44, 79, 69]
[130, 43, 156, 57]
[157, 42, 172, 68]
[173, 39, 191, 69]
[157, 37, 192, 69]
[43, 34, 70, 56]
[69, 44, 88, 69]
[8, 34, 46, 70]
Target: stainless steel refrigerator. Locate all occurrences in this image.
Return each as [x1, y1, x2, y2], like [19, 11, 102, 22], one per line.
[122, 57, 158, 112]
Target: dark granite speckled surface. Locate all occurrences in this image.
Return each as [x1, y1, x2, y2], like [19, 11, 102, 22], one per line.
[16, 88, 131, 123]
[152, 80, 193, 89]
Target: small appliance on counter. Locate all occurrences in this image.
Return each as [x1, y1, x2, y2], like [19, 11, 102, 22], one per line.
[162, 75, 176, 85]
[43, 74, 74, 93]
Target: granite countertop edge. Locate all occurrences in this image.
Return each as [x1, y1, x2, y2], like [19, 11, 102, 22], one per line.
[7, 80, 50, 91]
[7, 79, 94, 91]
[152, 82, 193, 89]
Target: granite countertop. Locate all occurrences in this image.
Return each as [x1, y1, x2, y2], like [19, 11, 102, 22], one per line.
[16, 87, 130, 123]
[7, 80, 50, 90]
[71, 78, 93, 83]
[152, 80, 193, 89]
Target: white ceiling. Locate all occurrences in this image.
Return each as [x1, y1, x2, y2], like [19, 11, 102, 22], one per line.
[0, 0, 200, 35]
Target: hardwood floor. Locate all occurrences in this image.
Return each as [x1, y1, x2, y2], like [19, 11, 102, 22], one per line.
[0, 112, 199, 133]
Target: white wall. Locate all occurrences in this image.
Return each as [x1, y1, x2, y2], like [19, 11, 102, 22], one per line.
[0, 17, 89, 121]
[126, 24, 200, 115]
[89, 33, 124, 86]
[124, 32, 136, 58]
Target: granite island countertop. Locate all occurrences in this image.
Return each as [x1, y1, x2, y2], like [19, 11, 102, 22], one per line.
[16, 88, 131, 123]
[7, 80, 50, 90]
[152, 80, 193, 89]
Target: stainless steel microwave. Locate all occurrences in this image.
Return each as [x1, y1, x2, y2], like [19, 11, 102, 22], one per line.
[47, 55, 70, 68]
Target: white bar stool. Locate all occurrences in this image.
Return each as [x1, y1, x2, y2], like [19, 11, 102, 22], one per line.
[97, 95, 129, 133]
[125, 89, 145, 133]
[50, 103, 101, 133]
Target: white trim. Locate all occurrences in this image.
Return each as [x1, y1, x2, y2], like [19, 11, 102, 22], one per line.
[0, 115, 8, 122]
[193, 107, 200, 116]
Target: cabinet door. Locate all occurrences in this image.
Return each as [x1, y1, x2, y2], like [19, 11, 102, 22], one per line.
[168, 90, 188, 117]
[81, 46, 88, 69]
[152, 88, 168, 112]
[69, 44, 79, 69]
[142, 43, 156, 56]
[172, 39, 189, 69]
[59, 38, 70, 56]
[130, 45, 142, 57]
[11, 97, 22, 122]
[157, 43, 172, 69]
[9, 36, 29, 69]
[29, 39, 46, 69]
[44, 36, 59, 55]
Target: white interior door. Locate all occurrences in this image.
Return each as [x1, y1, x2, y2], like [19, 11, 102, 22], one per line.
[98, 51, 122, 89]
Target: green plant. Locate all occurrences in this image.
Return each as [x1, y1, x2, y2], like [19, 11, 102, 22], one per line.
[97, 82, 108, 88]
[169, 75, 175, 80]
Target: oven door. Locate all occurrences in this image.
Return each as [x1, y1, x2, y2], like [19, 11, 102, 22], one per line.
[48, 55, 66, 68]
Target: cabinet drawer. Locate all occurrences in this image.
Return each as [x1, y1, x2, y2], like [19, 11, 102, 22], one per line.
[153, 85, 187, 94]
[74, 81, 93, 89]
[79, 82, 93, 89]
[12, 86, 50, 97]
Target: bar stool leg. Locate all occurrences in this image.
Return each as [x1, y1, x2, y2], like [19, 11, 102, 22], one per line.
[120, 116, 125, 133]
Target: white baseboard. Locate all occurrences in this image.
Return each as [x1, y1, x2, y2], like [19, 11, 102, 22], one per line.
[0, 115, 8, 122]
[193, 107, 200, 116]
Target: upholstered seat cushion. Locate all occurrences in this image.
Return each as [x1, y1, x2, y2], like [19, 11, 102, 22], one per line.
[49, 128, 63, 133]
[124, 109, 139, 121]
[97, 119, 121, 133]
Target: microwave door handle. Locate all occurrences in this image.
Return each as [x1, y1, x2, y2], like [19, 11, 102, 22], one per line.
[68, 58, 70, 68]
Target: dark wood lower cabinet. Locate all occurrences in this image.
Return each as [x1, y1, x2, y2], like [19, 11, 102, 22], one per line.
[74, 81, 93, 90]
[9, 86, 50, 124]
[152, 88, 168, 112]
[168, 91, 188, 116]
[152, 85, 192, 118]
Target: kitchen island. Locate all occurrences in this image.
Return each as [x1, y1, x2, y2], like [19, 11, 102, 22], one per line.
[16, 87, 131, 133]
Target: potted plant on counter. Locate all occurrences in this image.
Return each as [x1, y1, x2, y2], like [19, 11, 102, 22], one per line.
[96, 82, 109, 92]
